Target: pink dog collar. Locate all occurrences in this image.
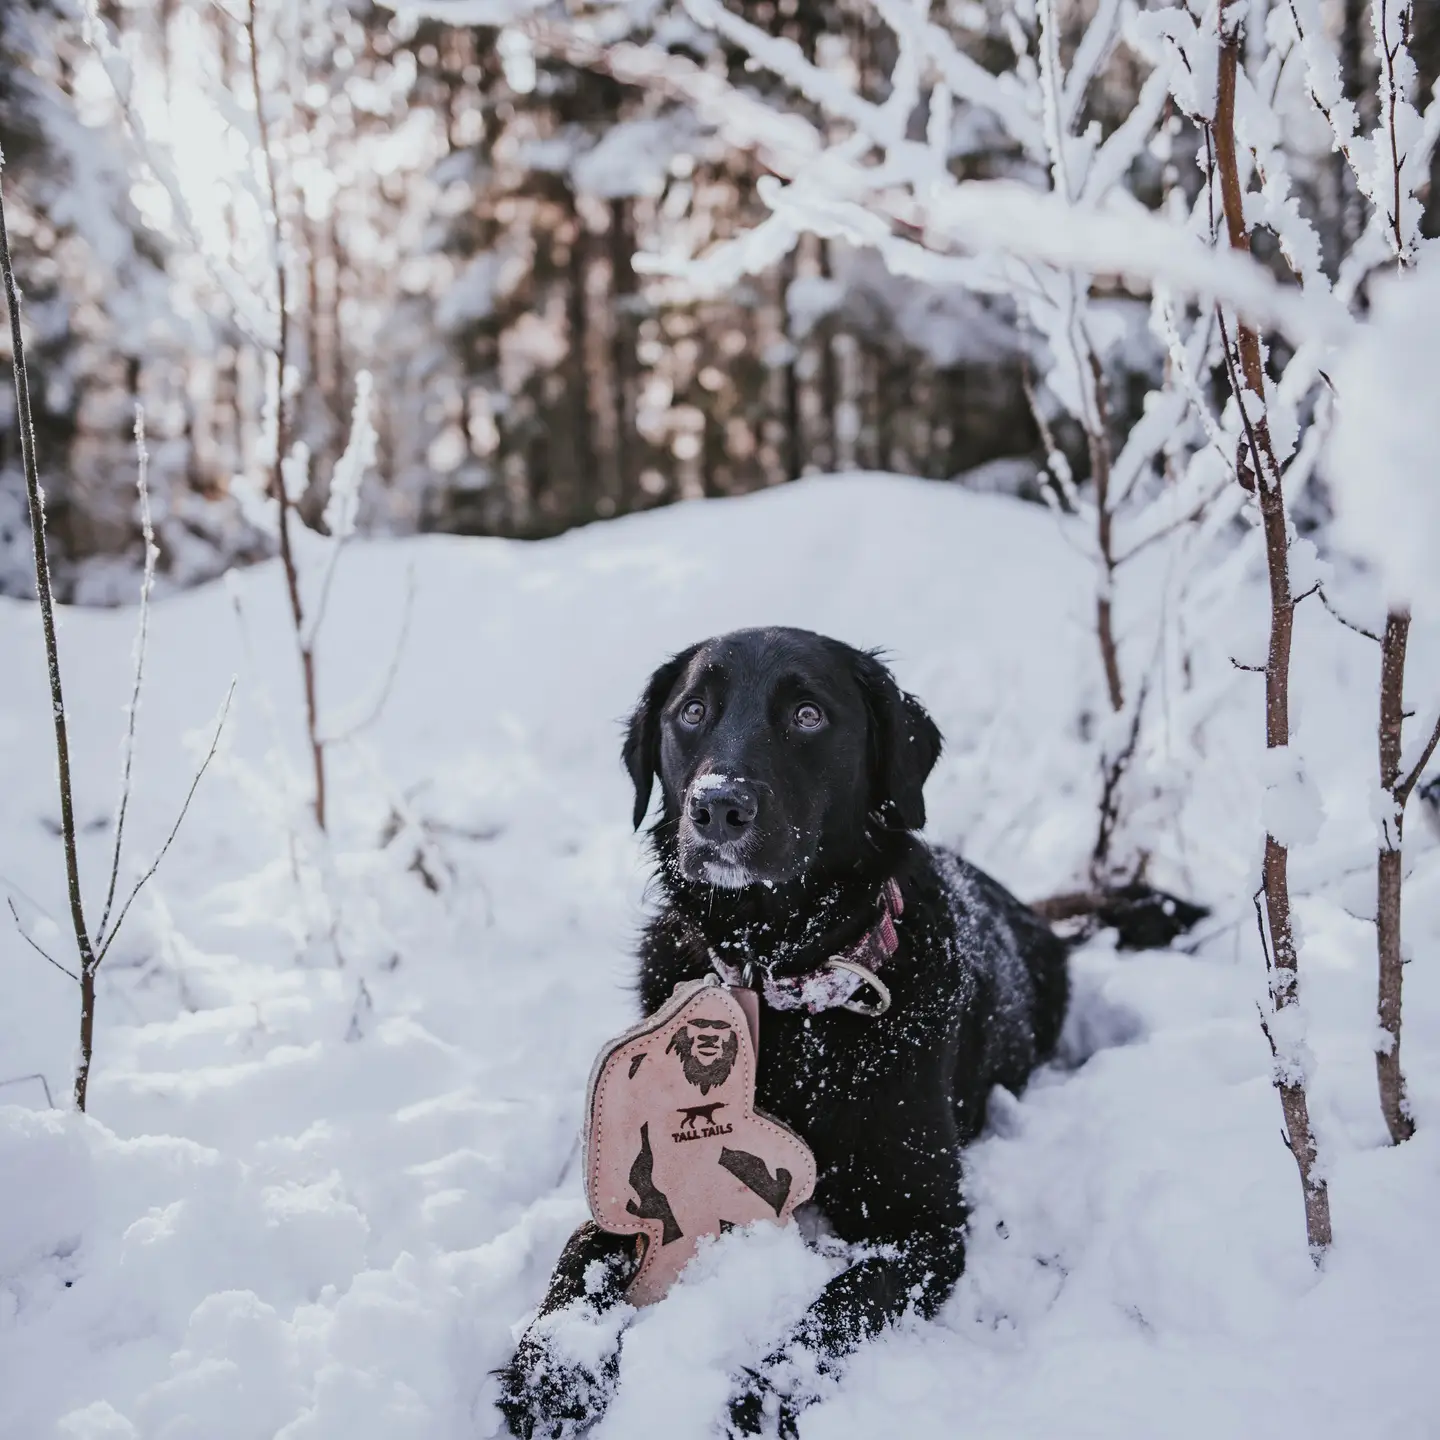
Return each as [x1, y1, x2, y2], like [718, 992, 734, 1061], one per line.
[707, 877, 903, 1017]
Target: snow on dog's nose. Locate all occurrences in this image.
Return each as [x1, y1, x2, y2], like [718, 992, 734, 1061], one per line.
[686, 774, 759, 843]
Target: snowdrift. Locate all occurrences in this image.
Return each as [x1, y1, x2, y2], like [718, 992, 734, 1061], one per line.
[1, 475, 1437, 1438]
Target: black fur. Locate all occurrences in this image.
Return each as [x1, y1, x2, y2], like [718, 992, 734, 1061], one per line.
[498, 628, 1070, 1439]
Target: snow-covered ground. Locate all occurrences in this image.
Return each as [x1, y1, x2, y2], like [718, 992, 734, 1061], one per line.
[2, 475, 1437, 1439]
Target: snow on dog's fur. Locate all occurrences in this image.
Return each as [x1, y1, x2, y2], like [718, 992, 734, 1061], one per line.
[498, 628, 1069, 1438]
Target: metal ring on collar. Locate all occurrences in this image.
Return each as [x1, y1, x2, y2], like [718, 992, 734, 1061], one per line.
[824, 958, 892, 1017]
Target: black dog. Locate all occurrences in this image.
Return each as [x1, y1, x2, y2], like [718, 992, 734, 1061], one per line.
[498, 627, 1069, 1438]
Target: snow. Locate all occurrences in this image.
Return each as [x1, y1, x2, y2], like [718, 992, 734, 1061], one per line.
[381, 0, 553, 26]
[1328, 257, 1440, 615]
[571, 118, 696, 201]
[2, 475, 1439, 1438]
[322, 374, 378, 544]
[435, 255, 501, 334]
[1260, 746, 1326, 850]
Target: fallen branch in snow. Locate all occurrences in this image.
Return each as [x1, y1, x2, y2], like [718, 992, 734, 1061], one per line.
[0, 158, 231, 1112]
[1031, 881, 1208, 950]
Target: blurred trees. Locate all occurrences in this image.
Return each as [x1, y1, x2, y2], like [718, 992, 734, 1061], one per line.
[3, 0, 1437, 598]
[0, 0, 1041, 596]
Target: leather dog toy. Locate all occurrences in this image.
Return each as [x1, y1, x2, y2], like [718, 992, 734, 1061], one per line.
[583, 976, 817, 1305]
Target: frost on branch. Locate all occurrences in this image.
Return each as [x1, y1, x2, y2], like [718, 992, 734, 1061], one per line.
[323, 372, 377, 543]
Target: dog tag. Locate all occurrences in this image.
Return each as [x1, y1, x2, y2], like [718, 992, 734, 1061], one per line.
[583, 977, 816, 1305]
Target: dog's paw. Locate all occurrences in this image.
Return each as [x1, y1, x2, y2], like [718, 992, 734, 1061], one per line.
[494, 1334, 618, 1439]
[724, 1366, 801, 1440]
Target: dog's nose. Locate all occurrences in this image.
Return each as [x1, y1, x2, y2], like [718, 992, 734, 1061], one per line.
[687, 782, 758, 840]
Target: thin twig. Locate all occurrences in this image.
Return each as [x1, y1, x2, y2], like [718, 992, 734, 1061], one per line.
[322, 563, 417, 745]
[1378, 0, 1410, 265]
[97, 406, 158, 947]
[1113, 476, 1231, 566]
[1310, 585, 1382, 643]
[1085, 346, 1125, 715]
[0, 1072, 55, 1107]
[1019, 351, 1077, 513]
[96, 680, 236, 965]
[1157, 295, 1234, 470]
[1214, 298, 1270, 495]
[1282, 1, 1356, 167]
[7, 899, 80, 984]
[1256, 1003, 1279, 1057]
[306, 529, 347, 652]
[0, 871, 58, 927]
[1398, 709, 1440, 808]
[1092, 675, 1151, 883]
[1252, 886, 1272, 973]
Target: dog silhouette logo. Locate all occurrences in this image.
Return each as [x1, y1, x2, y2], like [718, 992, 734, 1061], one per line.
[676, 1101, 727, 1129]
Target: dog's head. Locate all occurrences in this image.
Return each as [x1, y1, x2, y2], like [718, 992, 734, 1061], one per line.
[622, 627, 942, 889]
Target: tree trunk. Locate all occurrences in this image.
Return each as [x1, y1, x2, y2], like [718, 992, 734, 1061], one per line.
[1216, 1, 1332, 1257]
[1376, 608, 1415, 1143]
[75, 963, 97, 1112]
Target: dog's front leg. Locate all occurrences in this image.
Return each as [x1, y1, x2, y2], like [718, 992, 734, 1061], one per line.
[724, 1224, 967, 1438]
[496, 1221, 637, 1439]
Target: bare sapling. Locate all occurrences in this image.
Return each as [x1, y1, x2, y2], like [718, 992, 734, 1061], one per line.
[1286, 0, 1438, 1144]
[239, 0, 389, 837]
[1, 156, 232, 1111]
[246, 0, 326, 832]
[1363, 0, 1434, 1146]
[1212, 0, 1331, 1256]
[85, 0, 410, 981]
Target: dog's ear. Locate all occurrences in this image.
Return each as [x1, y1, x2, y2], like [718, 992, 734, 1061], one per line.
[622, 646, 700, 830]
[855, 650, 943, 831]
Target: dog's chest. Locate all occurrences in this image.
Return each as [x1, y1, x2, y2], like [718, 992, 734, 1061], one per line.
[751, 1005, 918, 1136]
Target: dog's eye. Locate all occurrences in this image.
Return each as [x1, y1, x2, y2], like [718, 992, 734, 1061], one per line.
[679, 698, 707, 727]
[794, 702, 826, 730]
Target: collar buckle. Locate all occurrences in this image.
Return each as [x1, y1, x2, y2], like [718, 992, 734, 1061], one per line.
[823, 957, 892, 1016]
